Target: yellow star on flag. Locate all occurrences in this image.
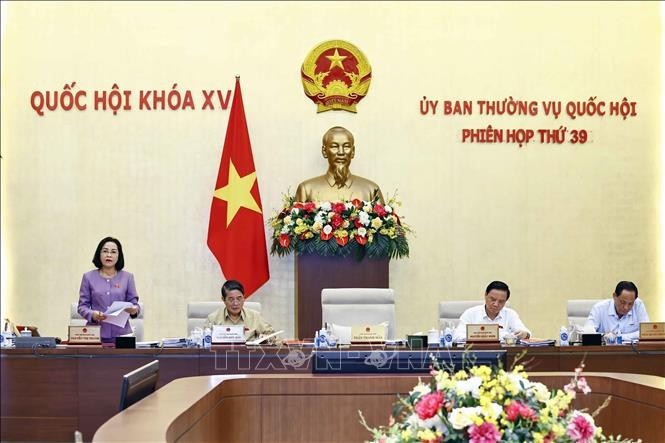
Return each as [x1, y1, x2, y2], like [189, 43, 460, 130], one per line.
[325, 48, 347, 70]
[213, 160, 262, 227]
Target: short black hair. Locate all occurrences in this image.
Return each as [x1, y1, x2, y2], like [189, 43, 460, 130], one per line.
[485, 280, 510, 299]
[92, 236, 124, 270]
[614, 281, 638, 298]
[221, 280, 245, 299]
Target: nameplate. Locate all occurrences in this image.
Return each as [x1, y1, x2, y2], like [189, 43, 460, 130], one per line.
[466, 324, 500, 342]
[639, 322, 665, 341]
[351, 324, 386, 343]
[212, 325, 246, 343]
[68, 325, 101, 344]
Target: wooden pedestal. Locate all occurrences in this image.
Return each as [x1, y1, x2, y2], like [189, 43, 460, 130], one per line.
[295, 254, 389, 339]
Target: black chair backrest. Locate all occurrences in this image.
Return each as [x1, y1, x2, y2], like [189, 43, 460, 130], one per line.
[118, 360, 159, 411]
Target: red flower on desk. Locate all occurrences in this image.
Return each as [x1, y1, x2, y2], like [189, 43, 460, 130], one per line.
[567, 411, 597, 443]
[468, 422, 501, 443]
[416, 391, 445, 420]
[504, 400, 537, 422]
[332, 202, 346, 214]
[331, 213, 343, 229]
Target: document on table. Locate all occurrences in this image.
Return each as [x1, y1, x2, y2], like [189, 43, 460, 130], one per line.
[103, 301, 133, 327]
[518, 338, 556, 347]
[246, 330, 284, 346]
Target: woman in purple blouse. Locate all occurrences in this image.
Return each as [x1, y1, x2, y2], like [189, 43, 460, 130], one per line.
[77, 237, 140, 342]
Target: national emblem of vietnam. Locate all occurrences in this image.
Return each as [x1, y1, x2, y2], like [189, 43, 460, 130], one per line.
[301, 40, 372, 113]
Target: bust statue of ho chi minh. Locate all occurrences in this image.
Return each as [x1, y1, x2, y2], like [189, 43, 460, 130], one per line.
[295, 126, 384, 204]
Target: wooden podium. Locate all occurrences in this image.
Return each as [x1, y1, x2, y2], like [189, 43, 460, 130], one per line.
[295, 254, 389, 339]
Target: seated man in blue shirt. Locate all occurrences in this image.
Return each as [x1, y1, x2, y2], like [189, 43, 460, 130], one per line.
[585, 281, 650, 342]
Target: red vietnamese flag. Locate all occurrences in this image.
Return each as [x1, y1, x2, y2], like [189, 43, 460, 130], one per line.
[207, 78, 269, 296]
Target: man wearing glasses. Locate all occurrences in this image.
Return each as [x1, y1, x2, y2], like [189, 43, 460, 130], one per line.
[206, 280, 275, 341]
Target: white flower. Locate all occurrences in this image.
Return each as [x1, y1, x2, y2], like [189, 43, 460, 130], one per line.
[322, 225, 333, 235]
[384, 205, 393, 213]
[357, 227, 367, 236]
[280, 226, 290, 234]
[529, 382, 551, 403]
[358, 211, 370, 226]
[344, 202, 354, 210]
[507, 372, 529, 390]
[290, 208, 300, 215]
[409, 382, 431, 397]
[314, 213, 325, 225]
[320, 202, 331, 211]
[406, 413, 446, 433]
[363, 204, 372, 213]
[453, 376, 482, 398]
[283, 216, 293, 225]
[371, 218, 383, 229]
[448, 407, 480, 429]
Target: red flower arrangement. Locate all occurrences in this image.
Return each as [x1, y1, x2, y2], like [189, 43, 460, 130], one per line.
[269, 194, 410, 259]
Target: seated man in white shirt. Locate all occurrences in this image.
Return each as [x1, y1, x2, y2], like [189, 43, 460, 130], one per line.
[453, 281, 531, 343]
[585, 281, 650, 342]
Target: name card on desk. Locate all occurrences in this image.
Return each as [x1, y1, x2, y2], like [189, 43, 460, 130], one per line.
[68, 325, 101, 344]
[212, 325, 246, 343]
[639, 322, 665, 341]
[351, 324, 386, 343]
[466, 324, 499, 342]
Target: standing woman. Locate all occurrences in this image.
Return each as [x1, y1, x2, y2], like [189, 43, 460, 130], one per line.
[78, 237, 140, 343]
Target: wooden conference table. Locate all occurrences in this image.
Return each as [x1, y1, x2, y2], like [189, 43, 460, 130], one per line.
[93, 372, 665, 443]
[1, 342, 664, 442]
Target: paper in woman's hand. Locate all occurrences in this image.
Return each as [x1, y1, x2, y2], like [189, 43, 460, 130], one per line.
[104, 301, 134, 315]
[103, 302, 133, 327]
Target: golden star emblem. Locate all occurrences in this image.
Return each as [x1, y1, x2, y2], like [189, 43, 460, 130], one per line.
[213, 160, 262, 227]
[325, 48, 347, 71]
